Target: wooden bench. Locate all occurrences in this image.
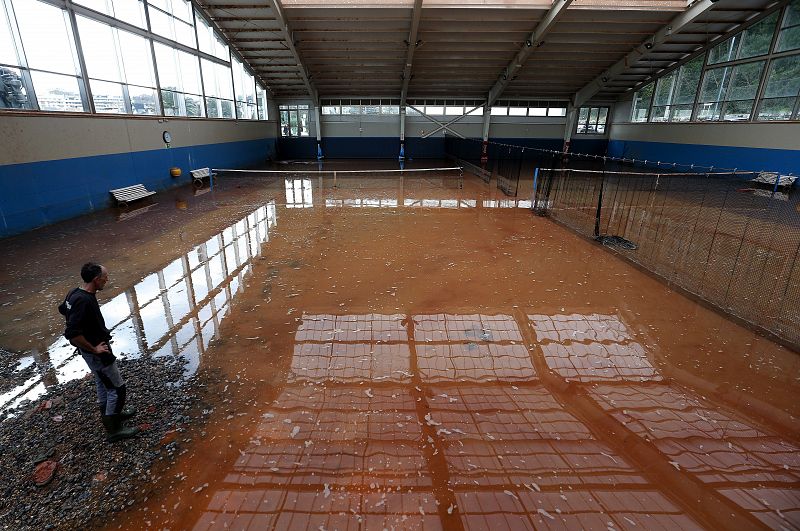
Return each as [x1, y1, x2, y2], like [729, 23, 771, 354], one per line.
[190, 167, 217, 186]
[109, 184, 156, 206]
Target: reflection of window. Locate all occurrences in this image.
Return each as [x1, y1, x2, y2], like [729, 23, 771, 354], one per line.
[279, 104, 310, 137]
[285, 178, 312, 208]
[575, 106, 608, 134]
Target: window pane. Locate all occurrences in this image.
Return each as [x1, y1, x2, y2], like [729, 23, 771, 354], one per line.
[118, 30, 155, 87]
[299, 108, 309, 135]
[171, 0, 192, 23]
[205, 96, 220, 118]
[670, 104, 693, 121]
[721, 99, 754, 121]
[726, 61, 765, 101]
[738, 12, 778, 59]
[588, 107, 599, 126]
[699, 66, 731, 103]
[174, 20, 195, 49]
[185, 93, 203, 116]
[652, 70, 676, 107]
[161, 89, 182, 115]
[784, 0, 800, 27]
[232, 57, 245, 102]
[178, 50, 201, 94]
[90, 79, 125, 113]
[674, 55, 703, 105]
[697, 101, 723, 121]
[0, 0, 20, 66]
[490, 106, 506, 116]
[201, 58, 219, 97]
[777, 26, 800, 52]
[528, 107, 547, 116]
[112, 0, 146, 28]
[221, 99, 234, 118]
[548, 107, 566, 116]
[758, 97, 796, 120]
[631, 83, 653, 121]
[257, 87, 267, 120]
[709, 35, 740, 65]
[0, 66, 33, 109]
[75, 0, 111, 16]
[16, 0, 80, 75]
[649, 105, 670, 122]
[381, 105, 399, 114]
[128, 84, 158, 114]
[508, 107, 526, 116]
[425, 105, 443, 115]
[149, 8, 173, 41]
[764, 55, 800, 99]
[31, 71, 86, 112]
[598, 107, 608, 125]
[466, 105, 483, 115]
[154, 43, 179, 90]
[445, 106, 463, 115]
[77, 17, 122, 83]
[322, 105, 339, 114]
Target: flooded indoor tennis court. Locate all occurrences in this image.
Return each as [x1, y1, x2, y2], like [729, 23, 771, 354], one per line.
[1, 164, 799, 530]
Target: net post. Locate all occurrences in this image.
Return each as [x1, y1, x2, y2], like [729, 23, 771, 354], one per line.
[594, 157, 606, 239]
[532, 167, 539, 210]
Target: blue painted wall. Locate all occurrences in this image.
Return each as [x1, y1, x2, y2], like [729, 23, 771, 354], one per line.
[608, 139, 800, 175]
[0, 137, 277, 238]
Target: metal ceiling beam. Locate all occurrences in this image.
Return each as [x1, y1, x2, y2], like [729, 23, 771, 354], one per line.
[264, 0, 319, 105]
[572, 0, 718, 108]
[400, 0, 423, 107]
[486, 0, 574, 107]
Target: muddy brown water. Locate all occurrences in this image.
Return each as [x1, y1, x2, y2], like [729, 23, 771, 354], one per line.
[0, 164, 798, 530]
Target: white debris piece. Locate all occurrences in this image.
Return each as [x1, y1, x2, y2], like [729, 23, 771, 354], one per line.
[537, 508, 555, 520]
[503, 490, 518, 499]
[365, 388, 374, 398]
[323, 484, 331, 498]
[424, 413, 441, 426]
[290, 426, 301, 438]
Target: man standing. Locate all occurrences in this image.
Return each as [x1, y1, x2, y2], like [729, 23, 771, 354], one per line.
[59, 263, 138, 442]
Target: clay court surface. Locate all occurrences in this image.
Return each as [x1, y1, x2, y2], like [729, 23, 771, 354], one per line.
[1, 164, 798, 530]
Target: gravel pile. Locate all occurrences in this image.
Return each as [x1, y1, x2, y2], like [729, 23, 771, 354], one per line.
[0, 354, 217, 530]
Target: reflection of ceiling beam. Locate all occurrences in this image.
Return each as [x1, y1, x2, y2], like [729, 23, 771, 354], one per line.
[400, 0, 423, 106]
[265, 0, 319, 104]
[573, 0, 717, 108]
[486, 0, 574, 107]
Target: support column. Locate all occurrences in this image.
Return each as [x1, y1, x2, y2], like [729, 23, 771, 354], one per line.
[314, 105, 323, 160]
[481, 106, 491, 165]
[399, 106, 406, 162]
[563, 104, 578, 154]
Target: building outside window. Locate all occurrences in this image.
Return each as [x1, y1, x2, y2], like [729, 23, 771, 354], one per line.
[279, 104, 310, 137]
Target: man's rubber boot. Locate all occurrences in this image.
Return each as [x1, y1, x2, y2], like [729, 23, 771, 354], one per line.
[101, 415, 139, 442]
[99, 402, 136, 421]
